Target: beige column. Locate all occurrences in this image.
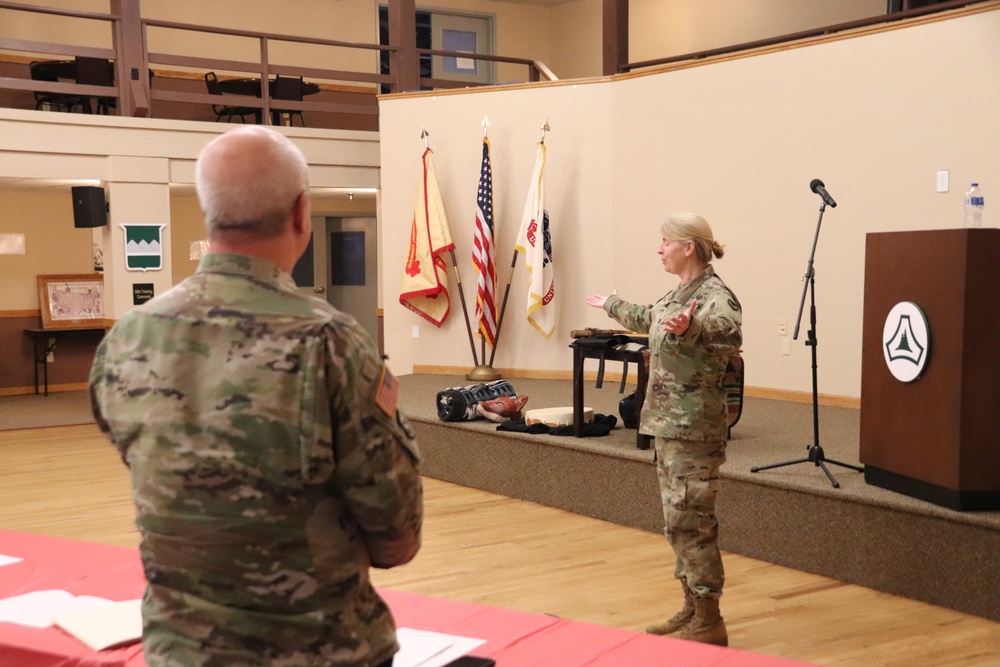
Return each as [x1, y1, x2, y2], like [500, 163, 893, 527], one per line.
[100, 156, 172, 321]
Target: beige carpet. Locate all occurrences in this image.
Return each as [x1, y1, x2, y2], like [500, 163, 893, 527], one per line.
[0, 390, 94, 431]
[397, 373, 1000, 531]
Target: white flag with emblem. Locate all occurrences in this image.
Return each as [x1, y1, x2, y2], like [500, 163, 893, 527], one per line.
[514, 143, 554, 338]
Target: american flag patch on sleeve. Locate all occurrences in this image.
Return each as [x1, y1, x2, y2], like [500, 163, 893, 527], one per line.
[374, 364, 400, 416]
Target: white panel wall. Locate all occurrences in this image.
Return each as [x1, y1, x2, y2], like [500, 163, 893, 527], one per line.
[379, 6, 1000, 399]
[380, 81, 615, 376]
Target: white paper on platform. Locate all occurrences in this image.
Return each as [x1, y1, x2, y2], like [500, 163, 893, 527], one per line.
[0, 554, 22, 568]
[0, 590, 113, 628]
[394, 627, 486, 667]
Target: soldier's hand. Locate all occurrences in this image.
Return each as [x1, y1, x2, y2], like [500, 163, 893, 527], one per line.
[585, 290, 616, 308]
[664, 299, 697, 335]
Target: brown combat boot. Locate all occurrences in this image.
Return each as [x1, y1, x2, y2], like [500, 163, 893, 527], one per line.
[671, 597, 728, 646]
[645, 579, 695, 635]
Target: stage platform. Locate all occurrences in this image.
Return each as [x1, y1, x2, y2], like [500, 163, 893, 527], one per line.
[398, 374, 1000, 624]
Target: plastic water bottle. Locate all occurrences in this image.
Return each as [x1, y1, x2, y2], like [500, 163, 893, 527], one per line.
[964, 183, 984, 228]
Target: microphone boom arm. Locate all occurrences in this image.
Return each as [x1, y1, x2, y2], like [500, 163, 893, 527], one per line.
[793, 202, 824, 340]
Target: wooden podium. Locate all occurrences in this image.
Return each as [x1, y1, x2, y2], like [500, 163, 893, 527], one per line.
[860, 228, 1000, 510]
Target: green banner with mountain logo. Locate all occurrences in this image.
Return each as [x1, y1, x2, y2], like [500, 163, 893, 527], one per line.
[120, 224, 166, 271]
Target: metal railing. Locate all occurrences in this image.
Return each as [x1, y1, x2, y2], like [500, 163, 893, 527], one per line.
[0, 1, 557, 128]
[0, 3, 123, 111]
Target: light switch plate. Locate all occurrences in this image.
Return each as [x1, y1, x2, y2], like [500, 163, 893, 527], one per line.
[936, 169, 949, 193]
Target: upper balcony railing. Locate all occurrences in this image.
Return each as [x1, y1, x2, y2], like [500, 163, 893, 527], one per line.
[7, 0, 986, 128]
[0, 1, 558, 131]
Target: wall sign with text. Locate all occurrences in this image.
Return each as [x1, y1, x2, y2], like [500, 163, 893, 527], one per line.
[133, 283, 154, 305]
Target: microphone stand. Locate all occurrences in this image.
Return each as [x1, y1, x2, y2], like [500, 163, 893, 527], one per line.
[750, 202, 864, 488]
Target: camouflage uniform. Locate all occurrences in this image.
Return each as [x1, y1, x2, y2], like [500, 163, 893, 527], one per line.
[604, 265, 741, 599]
[90, 253, 423, 667]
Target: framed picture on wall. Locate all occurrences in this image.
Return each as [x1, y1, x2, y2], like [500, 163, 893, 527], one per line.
[37, 274, 106, 329]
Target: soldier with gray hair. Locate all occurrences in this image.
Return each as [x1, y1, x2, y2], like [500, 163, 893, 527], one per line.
[91, 126, 422, 667]
[585, 211, 741, 646]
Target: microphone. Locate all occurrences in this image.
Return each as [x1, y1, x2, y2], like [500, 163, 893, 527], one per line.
[809, 179, 837, 208]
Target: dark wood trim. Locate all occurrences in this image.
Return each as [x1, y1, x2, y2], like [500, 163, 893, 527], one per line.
[112, 0, 147, 117]
[602, 0, 628, 76]
[0, 1, 117, 21]
[387, 0, 418, 93]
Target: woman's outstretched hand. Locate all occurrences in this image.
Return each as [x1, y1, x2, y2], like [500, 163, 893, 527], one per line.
[585, 290, 616, 309]
[664, 299, 697, 335]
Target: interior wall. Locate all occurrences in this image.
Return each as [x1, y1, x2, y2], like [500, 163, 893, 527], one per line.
[0, 112, 381, 304]
[169, 191, 378, 286]
[380, 79, 616, 375]
[0, 0, 111, 50]
[0, 188, 103, 394]
[167, 193, 204, 285]
[0, 108, 380, 393]
[546, 0, 603, 80]
[2, 0, 897, 86]
[140, 0, 379, 76]
[423, 0, 889, 79]
[628, 0, 886, 62]
[378, 5, 1000, 399]
[423, 0, 554, 83]
[0, 190, 96, 311]
[1, 0, 379, 76]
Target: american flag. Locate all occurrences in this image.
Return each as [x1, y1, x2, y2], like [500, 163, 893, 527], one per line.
[374, 364, 399, 417]
[472, 138, 498, 347]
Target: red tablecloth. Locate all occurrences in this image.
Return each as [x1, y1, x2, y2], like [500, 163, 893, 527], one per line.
[0, 531, 815, 666]
[0, 531, 146, 667]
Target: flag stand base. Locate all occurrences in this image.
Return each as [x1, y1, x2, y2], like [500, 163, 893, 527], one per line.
[466, 364, 501, 381]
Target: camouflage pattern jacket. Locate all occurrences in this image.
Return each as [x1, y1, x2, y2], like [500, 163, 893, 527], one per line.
[604, 265, 742, 442]
[90, 253, 423, 667]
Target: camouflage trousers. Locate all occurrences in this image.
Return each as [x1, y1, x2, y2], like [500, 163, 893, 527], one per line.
[654, 436, 727, 599]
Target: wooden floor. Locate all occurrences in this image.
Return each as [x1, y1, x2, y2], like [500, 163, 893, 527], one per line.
[2, 424, 999, 667]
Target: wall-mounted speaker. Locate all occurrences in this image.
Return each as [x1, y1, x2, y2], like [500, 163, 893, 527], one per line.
[71, 186, 107, 228]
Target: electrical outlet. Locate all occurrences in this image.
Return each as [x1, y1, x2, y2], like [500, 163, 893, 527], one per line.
[412, 325, 420, 339]
[778, 319, 787, 336]
[782, 339, 791, 356]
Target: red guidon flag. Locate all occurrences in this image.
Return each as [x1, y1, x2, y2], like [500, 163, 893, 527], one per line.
[400, 148, 455, 327]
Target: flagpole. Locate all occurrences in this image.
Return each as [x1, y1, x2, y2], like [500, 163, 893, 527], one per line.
[467, 117, 501, 381]
[491, 125, 550, 365]
[488, 249, 519, 367]
[446, 248, 482, 369]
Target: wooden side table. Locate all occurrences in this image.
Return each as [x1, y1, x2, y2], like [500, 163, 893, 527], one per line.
[571, 343, 652, 450]
[24, 327, 106, 396]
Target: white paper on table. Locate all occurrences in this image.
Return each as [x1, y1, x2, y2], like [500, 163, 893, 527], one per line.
[0, 590, 114, 628]
[394, 627, 487, 667]
[0, 554, 23, 568]
[53, 598, 143, 651]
